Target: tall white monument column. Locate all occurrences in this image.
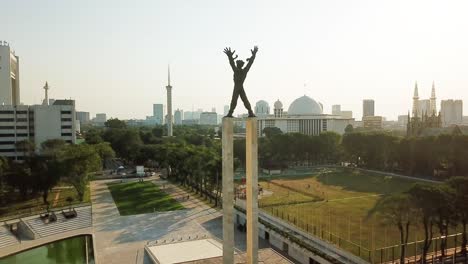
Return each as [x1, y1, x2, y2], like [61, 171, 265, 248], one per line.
[245, 118, 258, 264]
[222, 118, 234, 264]
[166, 66, 173, 136]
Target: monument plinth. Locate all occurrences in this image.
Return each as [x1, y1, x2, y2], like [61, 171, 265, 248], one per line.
[222, 117, 258, 264]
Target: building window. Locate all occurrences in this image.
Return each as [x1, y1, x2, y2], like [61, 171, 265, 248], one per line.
[61, 111, 72, 114]
[61, 133, 72, 136]
[16, 126, 27, 129]
[61, 118, 72, 122]
[0, 149, 15, 153]
[0, 111, 14, 114]
[16, 118, 27, 122]
[16, 111, 28, 114]
[0, 141, 14, 145]
[0, 134, 15, 137]
[0, 126, 14, 129]
[61, 125, 72, 129]
[0, 118, 14, 122]
[17, 133, 28, 137]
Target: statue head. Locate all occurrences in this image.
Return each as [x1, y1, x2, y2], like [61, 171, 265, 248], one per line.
[236, 60, 245, 69]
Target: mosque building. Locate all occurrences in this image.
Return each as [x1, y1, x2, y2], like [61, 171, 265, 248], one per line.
[256, 95, 353, 136]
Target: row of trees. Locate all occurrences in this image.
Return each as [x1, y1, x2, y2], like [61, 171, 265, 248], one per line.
[342, 132, 468, 177]
[85, 123, 223, 205]
[249, 128, 468, 179]
[372, 178, 468, 263]
[0, 139, 114, 206]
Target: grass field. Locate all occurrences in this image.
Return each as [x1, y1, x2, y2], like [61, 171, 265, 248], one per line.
[0, 185, 91, 219]
[256, 167, 460, 262]
[107, 181, 184, 215]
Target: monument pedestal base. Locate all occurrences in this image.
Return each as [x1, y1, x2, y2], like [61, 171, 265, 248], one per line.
[222, 117, 258, 264]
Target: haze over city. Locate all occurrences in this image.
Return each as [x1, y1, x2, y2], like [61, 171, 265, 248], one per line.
[1, 0, 468, 120]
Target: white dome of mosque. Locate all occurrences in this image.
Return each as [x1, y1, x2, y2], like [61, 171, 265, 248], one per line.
[274, 99, 283, 109]
[287, 95, 323, 115]
[255, 100, 270, 115]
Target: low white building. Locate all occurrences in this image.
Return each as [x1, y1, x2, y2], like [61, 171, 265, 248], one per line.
[257, 95, 353, 136]
[0, 100, 76, 161]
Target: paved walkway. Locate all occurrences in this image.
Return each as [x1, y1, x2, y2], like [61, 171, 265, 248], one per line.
[92, 177, 225, 264]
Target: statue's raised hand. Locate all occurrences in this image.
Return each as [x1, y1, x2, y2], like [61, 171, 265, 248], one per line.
[251, 46, 259, 55]
[223, 47, 236, 58]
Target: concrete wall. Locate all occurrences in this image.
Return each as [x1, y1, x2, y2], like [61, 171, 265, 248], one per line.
[234, 210, 333, 264]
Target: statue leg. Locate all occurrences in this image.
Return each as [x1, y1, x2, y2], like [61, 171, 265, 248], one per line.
[227, 88, 240, 117]
[239, 88, 255, 117]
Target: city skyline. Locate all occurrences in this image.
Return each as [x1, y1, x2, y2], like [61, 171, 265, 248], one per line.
[2, 0, 468, 120]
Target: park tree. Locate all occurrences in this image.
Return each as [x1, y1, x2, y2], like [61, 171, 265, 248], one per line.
[429, 185, 456, 259]
[27, 155, 63, 204]
[447, 176, 468, 257]
[15, 139, 35, 156]
[263, 127, 282, 138]
[103, 128, 142, 161]
[40, 139, 67, 156]
[105, 118, 127, 129]
[84, 129, 104, 144]
[369, 194, 414, 264]
[0, 157, 9, 204]
[344, 124, 354, 133]
[152, 126, 164, 138]
[407, 183, 440, 263]
[62, 144, 101, 201]
[5, 163, 33, 199]
[92, 142, 115, 167]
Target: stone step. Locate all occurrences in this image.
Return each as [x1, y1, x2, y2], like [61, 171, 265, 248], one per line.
[26, 208, 92, 238]
[0, 225, 19, 249]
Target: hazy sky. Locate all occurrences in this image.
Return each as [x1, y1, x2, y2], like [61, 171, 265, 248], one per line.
[2, 0, 468, 120]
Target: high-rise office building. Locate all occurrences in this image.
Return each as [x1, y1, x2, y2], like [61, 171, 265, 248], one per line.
[153, 104, 164, 124]
[0, 41, 20, 105]
[174, 109, 183, 125]
[332, 105, 341, 115]
[440, 99, 463, 126]
[76, 111, 90, 124]
[362, 99, 375, 118]
[199, 112, 218, 125]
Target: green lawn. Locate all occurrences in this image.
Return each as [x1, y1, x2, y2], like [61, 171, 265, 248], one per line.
[256, 167, 457, 262]
[107, 181, 184, 215]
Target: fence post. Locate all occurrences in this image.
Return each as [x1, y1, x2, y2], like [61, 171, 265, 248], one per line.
[381, 248, 383, 263]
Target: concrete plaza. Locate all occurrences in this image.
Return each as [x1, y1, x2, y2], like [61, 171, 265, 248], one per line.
[92, 176, 269, 264]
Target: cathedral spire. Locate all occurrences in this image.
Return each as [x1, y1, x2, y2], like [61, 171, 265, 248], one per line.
[413, 82, 419, 99]
[431, 81, 436, 98]
[430, 81, 437, 114]
[412, 81, 419, 117]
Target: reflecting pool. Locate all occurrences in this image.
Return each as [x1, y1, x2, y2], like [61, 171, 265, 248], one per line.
[0, 235, 94, 264]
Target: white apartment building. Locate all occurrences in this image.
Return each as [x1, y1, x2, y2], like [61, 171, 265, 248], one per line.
[0, 42, 20, 105]
[0, 100, 76, 161]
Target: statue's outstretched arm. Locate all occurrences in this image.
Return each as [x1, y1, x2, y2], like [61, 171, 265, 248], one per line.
[224, 47, 237, 71]
[244, 46, 258, 72]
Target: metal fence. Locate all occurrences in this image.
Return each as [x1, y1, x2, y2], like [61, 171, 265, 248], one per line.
[261, 206, 466, 263]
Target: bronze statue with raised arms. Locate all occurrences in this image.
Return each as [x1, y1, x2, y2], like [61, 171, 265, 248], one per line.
[224, 46, 258, 117]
